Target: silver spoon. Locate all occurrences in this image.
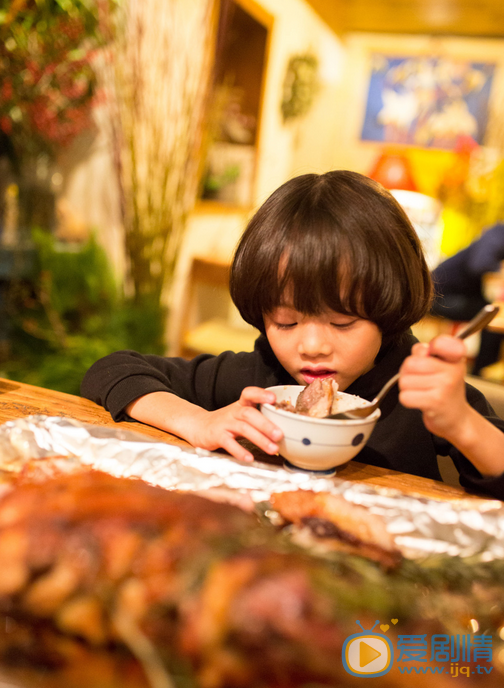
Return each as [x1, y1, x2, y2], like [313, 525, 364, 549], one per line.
[326, 303, 500, 420]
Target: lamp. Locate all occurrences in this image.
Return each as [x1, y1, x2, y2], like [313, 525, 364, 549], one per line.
[368, 150, 418, 191]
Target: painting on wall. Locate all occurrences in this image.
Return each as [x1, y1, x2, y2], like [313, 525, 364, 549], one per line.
[361, 55, 496, 149]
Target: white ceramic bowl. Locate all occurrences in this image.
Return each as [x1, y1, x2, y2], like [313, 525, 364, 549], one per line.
[260, 385, 380, 475]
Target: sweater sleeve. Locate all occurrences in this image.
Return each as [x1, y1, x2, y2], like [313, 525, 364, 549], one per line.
[434, 382, 504, 499]
[81, 338, 286, 422]
[465, 223, 504, 276]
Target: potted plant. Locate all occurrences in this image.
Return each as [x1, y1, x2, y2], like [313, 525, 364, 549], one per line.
[0, 0, 102, 238]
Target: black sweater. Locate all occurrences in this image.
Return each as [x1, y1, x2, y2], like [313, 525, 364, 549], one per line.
[81, 333, 504, 499]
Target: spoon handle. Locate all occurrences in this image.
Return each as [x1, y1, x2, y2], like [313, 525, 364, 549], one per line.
[375, 372, 400, 403]
[454, 304, 499, 340]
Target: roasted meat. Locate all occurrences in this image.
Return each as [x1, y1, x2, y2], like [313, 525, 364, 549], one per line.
[294, 376, 338, 417]
[270, 490, 401, 568]
[276, 377, 366, 419]
[0, 471, 502, 688]
[0, 471, 398, 688]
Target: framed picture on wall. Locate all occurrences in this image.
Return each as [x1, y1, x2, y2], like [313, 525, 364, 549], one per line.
[360, 54, 496, 149]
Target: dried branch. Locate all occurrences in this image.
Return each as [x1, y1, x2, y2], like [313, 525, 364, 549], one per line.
[98, 0, 216, 311]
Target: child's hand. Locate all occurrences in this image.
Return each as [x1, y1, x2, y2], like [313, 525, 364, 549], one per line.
[398, 335, 470, 440]
[191, 386, 283, 463]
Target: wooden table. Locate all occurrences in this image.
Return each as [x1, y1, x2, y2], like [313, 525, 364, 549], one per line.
[0, 377, 486, 502]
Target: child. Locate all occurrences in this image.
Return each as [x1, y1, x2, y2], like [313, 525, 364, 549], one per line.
[81, 170, 504, 499]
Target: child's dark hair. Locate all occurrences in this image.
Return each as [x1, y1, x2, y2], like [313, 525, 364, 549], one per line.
[230, 170, 432, 339]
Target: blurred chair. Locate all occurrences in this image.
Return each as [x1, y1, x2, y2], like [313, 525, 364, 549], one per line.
[466, 375, 504, 419]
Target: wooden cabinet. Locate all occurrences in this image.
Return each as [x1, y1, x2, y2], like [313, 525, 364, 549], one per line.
[201, 0, 271, 207]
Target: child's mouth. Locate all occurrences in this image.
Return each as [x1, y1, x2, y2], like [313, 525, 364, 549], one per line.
[301, 369, 337, 385]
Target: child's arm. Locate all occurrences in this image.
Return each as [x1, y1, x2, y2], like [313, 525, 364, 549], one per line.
[126, 387, 283, 463]
[398, 336, 504, 477]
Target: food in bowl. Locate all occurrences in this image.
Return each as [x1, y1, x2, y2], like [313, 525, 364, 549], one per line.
[276, 375, 371, 419]
[294, 376, 338, 417]
[276, 376, 338, 417]
[261, 383, 380, 475]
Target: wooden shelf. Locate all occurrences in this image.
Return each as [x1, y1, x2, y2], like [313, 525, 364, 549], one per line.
[182, 317, 258, 357]
[177, 257, 259, 358]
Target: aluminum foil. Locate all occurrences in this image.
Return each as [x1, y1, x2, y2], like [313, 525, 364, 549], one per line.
[1, 414, 503, 561]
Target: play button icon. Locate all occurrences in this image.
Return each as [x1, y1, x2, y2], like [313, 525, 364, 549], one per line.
[360, 641, 381, 667]
[343, 634, 393, 675]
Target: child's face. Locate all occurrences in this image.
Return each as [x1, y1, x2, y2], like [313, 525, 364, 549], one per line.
[264, 305, 382, 391]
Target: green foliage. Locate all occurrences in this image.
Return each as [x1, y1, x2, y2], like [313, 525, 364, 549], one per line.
[0, 0, 101, 29]
[33, 227, 117, 321]
[0, 0, 105, 162]
[2, 230, 165, 395]
[203, 163, 241, 194]
[0, 0, 121, 171]
[281, 53, 319, 122]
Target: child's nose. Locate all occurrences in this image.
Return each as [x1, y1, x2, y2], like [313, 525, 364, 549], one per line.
[298, 325, 332, 357]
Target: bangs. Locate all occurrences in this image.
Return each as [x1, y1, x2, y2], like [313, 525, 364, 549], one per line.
[262, 217, 366, 319]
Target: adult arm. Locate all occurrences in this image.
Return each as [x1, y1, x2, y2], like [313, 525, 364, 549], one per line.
[466, 223, 504, 276]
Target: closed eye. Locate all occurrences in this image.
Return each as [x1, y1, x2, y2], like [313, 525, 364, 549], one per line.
[330, 320, 357, 329]
[275, 322, 297, 330]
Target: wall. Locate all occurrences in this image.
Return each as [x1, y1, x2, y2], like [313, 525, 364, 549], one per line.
[330, 33, 504, 195]
[249, 0, 346, 196]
